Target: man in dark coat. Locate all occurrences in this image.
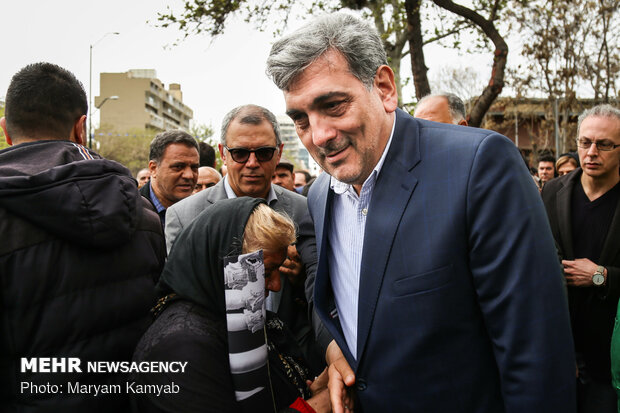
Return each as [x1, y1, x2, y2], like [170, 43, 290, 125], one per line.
[0, 62, 166, 412]
[139, 130, 200, 230]
[542, 104, 620, 412]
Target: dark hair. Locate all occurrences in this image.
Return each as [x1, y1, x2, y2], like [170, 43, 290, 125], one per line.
[266, 13, 387, 91]
[220, 104, 281, 146]
[538, 155, 556, 164]
[4, 62, 88, 140]
[149, 130, 199, 163]
[199, 141, 216, 167]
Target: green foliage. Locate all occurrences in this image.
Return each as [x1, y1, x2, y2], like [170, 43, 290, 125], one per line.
[190, 122, 215, 144]
[0, 100, 9, 150]
[0, 101, 8, 151]
[96, 128, 157, 177]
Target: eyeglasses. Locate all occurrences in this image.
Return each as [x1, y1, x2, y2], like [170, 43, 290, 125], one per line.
[224, 146, 278, 163]
[576, 138, 620, 151]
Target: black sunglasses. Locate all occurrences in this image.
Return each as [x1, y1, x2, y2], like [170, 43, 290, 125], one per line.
[224, 146, 278, 163]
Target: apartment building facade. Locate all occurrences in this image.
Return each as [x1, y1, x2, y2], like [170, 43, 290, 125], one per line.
[95, 69, 193, 133]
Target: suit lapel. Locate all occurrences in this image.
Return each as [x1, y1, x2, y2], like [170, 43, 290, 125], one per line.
[272, 185, 291, 214]
[555, 173, 577, 259]
[599, 186, 620, 263]
[207, 180, 228, 204]
[356, 109, 421, 363]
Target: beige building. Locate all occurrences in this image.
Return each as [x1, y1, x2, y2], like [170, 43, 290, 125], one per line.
[95, 69, 193, 133]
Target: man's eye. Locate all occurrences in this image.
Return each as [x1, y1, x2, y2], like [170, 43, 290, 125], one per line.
[325, 100, 347, 115]
[294, 116, 309, 130]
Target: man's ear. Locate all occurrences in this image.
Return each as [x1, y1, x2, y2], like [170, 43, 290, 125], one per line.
[71, 115, 87, 145]
[0, 117, 13, 146]
[458, 119, 469, 127]
[374, 65, 398, 113]
[276, 143, 284, 163]
[218, 143, 227, 162]
[148, 160, 158, 179]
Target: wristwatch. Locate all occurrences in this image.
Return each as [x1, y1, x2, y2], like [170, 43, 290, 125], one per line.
[592, 265, 606, 286]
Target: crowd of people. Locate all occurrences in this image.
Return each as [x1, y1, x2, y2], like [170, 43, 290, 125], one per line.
[1, 11, 619, 413]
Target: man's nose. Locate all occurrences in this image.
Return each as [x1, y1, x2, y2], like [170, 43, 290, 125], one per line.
[245, 152, 260, 168]
[310, 115, 337, 147]
[586, 142, 600, 156]
[183, 167, 196, 180]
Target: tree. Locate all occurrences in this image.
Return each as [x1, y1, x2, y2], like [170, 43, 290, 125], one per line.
[190, 122, 216, 144]
[0, 100, 8, 151]
[156, 0, 508, 125]
[96, 128, 157, 177]
[508, 0, 619, 153]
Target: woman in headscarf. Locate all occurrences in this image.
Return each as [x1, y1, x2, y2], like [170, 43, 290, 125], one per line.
[131, 197, 330, 413]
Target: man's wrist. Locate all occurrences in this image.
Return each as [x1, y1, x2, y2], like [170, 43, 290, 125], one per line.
[592, 265, 606, 286]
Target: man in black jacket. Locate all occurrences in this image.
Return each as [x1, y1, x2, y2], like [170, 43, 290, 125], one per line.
[542, 104, 620, 412]
[0, 62, 166, 412]
[139, 130, 200, 230]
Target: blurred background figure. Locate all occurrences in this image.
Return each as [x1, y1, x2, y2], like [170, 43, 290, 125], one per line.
[136, 168, 150, 188]
[199, 141, 217, 168]
[556, 152, 580, 176]
[414, 92, 468, 126]
[294, 170, 312, 193]
[272, 157, 295, 191]
[194, 166, 221, 193]
[537, 154, 557, 189]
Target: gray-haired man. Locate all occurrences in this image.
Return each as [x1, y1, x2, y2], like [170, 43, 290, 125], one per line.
[165, 104, 324, 373]
[267, 12, 575, 413]
[414, 92, 468, 125]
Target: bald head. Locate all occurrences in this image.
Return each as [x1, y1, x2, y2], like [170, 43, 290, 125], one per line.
[414, 94, 467, 126]
[194, 166, 221, 193]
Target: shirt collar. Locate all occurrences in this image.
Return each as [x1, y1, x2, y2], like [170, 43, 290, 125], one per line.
[330, 114, 397, 195]
[223, 175, 278, 204]
[148, 182, 166, 213]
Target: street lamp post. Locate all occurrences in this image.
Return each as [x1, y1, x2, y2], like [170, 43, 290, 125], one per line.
[90, 96, 119, 146]
[89, 32, 119, 148]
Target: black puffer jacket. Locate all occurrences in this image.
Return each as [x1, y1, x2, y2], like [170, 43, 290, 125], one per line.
[0, 140, 166, 412]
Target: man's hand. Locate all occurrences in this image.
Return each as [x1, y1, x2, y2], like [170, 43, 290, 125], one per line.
[563, 258, 603, 287]
[326, 340, 355, 413]
[279, 245, 304, 287]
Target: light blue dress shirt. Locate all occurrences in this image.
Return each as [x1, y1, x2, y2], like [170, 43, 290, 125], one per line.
[327, 118, 396, 359]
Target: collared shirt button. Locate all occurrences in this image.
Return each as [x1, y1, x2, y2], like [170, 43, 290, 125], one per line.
[361, 208, 368, 216]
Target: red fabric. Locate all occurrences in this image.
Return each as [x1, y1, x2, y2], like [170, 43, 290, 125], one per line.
[289, 397, 316, 413]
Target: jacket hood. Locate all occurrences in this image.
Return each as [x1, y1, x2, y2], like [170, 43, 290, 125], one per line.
[0, 140, 142, 248]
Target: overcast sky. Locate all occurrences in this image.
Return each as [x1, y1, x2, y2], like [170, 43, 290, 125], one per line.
[0, 0, 489, 134]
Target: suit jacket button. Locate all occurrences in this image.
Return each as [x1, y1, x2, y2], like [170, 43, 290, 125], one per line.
[356, 379, 367, 391]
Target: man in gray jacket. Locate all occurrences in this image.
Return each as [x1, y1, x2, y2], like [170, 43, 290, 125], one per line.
[165, 104, 323, 372]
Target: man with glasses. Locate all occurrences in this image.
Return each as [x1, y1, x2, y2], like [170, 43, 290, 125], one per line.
[165, 104, 324, 373]
[542, 104, 620, 413]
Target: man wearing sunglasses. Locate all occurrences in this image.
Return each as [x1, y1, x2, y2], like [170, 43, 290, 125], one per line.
[165, 104, 324, 373]
[542, 104, 620, 413]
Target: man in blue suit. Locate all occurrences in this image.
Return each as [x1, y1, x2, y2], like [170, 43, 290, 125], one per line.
[267, 12, 576, 412]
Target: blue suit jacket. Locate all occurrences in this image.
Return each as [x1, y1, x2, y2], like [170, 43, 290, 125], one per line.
[308, 109, 576, 412]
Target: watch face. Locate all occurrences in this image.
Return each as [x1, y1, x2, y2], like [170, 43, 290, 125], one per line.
[593, 273, 605, 286]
